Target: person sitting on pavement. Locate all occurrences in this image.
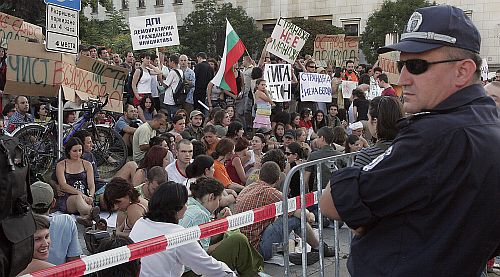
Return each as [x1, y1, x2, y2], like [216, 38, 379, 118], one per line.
[129, 181, 236, 277]
[203, 125, 220, 157]
[235, 161, 334, 263]
[95, 235, 141, 277]
[168, 115, 186, 142]
[30, 181, 82, 265]
[166, 139, 193, 184]
[224, 137, 249, 186]
[55, 137, 100, 227]
[186, 110, 205, 141]
[7, 95, 34, 132]
[132, 113, 167, 163]
[114, 104, 143, 150]
[179, 177, 264, 277]
[135, 166, 167, 201]
[212, 138, 245, 193]
[104, 177, 149, 237]
[185, 154, 237, 207]
[18, 214, 54, 275]
[132, 145, 169, 187]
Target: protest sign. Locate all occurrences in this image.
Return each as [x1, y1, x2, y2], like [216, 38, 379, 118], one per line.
[129, 12, 180, 50]
[377, 51, 400, 84]
[341, 81, 357, 99]
[367, 77, 381, 100]
[313, 34, 358, 67]
[264, 64, 292, 102]
[481, 58, 488, 81]
[0, 12, 44, 48]
[299, 72, 332, 102]
[267, 18, 309, 64]
[4, 41, 125, 112]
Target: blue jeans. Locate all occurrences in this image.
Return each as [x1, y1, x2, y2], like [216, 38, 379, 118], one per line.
[259, 216, 301, 260]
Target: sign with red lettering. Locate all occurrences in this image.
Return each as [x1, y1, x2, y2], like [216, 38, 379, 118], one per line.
[377, 51, 400, 85]
[267, 18, 310, 64]
[0, 12, 44, 48]
[313, 34, 359, 67]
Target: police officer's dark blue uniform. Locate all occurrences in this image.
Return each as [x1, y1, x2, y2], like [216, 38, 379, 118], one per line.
[321, 5, 500, 277]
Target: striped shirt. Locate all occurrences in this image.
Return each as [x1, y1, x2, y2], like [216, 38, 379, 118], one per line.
[353, 139, 393, 168]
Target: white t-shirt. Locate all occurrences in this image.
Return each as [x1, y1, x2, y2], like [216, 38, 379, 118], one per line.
[129, 218, 234, 277]
[163, 68, 183, 105]
[166, 160, 188, 184]
[137, 68, 152, 94]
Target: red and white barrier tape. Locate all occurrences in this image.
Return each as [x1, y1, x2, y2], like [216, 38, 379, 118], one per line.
[24, 191, 318, 277]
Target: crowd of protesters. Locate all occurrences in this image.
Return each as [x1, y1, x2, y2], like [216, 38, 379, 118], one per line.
[1, 14, 499, 274]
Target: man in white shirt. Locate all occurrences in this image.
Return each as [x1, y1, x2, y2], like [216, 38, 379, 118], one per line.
[162, 54, 183, 120]
[166, 139, 193, 184]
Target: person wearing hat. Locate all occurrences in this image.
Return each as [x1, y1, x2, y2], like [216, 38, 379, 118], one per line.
[186, 110, 205, 141]
[321, 5, 500, 276]
[30, 181, 83, 265]
[282, 129, 296, 149]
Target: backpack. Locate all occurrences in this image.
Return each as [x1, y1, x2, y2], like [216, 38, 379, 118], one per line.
[0, 135, 35, 277]
[124, 68, 144, 94]
[172, 69, 188, 105]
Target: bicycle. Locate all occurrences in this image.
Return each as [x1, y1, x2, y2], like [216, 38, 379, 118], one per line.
[12, 96, 128, 179]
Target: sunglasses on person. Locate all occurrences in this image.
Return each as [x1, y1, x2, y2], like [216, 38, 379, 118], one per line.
[285, 152, 294, 156]
[397, 59, 464, 75]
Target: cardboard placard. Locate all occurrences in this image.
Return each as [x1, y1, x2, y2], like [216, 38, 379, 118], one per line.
[367, 77, 381, 100]
[313, 34, 358, 67]
[481, 58, 488, 81]
[5, 41, 125, 113]
[267, 18, 310, 64]
[299, 72, 332, 102]
[341, 81, 358, 99]
[264, 64, 292, 102]
[0, 12, 44, 48]
[129, 12, 180, 50]
[377, 51, 400, 85]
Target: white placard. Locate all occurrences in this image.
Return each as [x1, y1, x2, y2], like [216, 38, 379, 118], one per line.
[129, 12, 180, 50]
[264, 64, 292, 102]
[267, 18, 310, 64]
[299, 72, 332, 102]
[481, 58, 488, 81]
[341, 81, 358, 99]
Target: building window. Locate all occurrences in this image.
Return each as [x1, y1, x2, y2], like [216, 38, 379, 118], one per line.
[340, 18, 361, 36]
[121, 0, 128, 9]
[173, 0, 183, 4]
[262, 23, 275, 35]
[138, 0, 145, 8]
[464, 10, 472, 20]
[155, 0, 164, 5]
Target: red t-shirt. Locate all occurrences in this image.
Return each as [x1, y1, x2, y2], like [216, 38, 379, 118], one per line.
[381, 87, 397, 97]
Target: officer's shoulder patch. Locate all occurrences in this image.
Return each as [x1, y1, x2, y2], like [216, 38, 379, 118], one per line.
[362, 146, 393, 171]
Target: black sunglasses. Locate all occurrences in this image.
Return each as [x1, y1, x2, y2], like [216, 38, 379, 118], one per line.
[397, 59, 464, 75]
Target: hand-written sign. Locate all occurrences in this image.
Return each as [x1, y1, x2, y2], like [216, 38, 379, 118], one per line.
[341, 81, 358, 99]
[264, 64, 292, 102]
[267, 18, 310, 64]
[0, 12, 44, 48]
[313, 34, 358, 67]
[4, 41, 125, 112]
[299, 73, 332, 103]
[481, 58, 488, 81]
[129, 12, 180, 50]
[377, 51, 400, 85]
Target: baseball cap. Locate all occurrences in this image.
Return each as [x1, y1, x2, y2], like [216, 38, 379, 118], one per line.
[378, 5, 480, 54]
[190, 110, 204, 119]
[256, 126, 272, 135]
[31, 181, 54, 209]
[284, 130, 295, 139]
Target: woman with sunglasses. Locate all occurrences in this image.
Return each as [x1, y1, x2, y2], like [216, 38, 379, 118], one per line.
[284, 142, 306, 197]
[104, 177, 148, 237]
[354, 96, 403, 167]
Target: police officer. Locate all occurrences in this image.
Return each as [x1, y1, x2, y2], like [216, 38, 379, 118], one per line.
[320, 5, 500, 276]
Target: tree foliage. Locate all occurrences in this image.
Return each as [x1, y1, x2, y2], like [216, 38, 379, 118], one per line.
[289, 18, 344, 57]
[80, 9, 132, 55]
[361, 0, 435, 64]
[180, 0, 266, 58]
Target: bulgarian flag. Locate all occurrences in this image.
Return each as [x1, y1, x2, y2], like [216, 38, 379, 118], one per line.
[210, 19, 246, 94]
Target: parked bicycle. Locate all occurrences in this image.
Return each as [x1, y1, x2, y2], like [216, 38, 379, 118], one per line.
[12, 96, 128, 179]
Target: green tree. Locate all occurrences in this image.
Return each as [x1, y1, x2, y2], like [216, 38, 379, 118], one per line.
[80, 9, 132, 55]
[289, 18, 345, 57]
[361, 0, 435, 64]
[180, 0, 266, 58]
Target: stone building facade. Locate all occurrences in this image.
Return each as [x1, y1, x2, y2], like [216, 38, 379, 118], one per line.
[85, 0, 500, 70]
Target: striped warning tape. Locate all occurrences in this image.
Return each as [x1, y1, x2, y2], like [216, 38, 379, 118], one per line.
[25, 191, 318, 277]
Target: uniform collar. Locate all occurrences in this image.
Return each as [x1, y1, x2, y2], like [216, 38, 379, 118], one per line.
[423, 84, 486, 112]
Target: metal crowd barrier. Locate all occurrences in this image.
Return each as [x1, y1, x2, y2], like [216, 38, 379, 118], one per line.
[281, 152, 357, 277]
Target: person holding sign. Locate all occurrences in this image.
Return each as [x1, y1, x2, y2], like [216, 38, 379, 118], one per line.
[252, 79, 275, 131]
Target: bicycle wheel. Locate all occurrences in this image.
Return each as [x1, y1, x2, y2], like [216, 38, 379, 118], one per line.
[13, 124, 56, 176]
[90, 125, 128, 178]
